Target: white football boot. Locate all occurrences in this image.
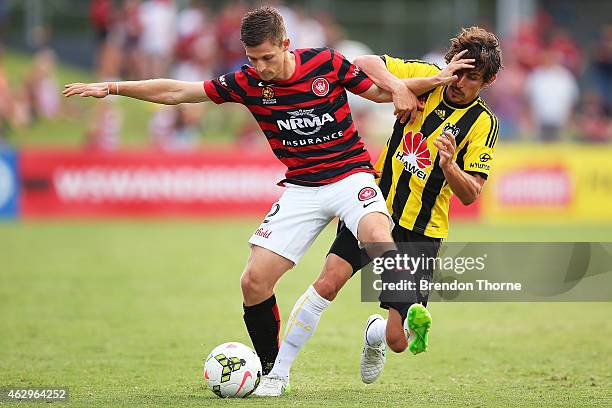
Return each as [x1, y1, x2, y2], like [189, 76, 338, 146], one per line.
[253, 374, 290, 397]
[360, 314, 386, 384]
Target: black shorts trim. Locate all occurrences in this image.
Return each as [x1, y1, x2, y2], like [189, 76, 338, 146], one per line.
[327, 222, 441, 273]
[327, 221, 442, 321]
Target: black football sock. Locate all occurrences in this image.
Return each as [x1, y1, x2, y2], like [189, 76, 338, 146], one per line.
[243, 294, 280, 375]
[379, 249, 418, 307]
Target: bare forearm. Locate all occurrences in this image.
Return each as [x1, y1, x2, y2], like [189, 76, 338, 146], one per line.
[113, 79, 194, 105]
[354, 55, 420, 122]
[354, 55, 404, 93]
[402, 76, 443, 97]
[359, 84, 393, 103]
[403, 50, 478, 96]
[64, 79, 209, 104]
[354, 55, 443, 96]
[441, 162, 482, 205]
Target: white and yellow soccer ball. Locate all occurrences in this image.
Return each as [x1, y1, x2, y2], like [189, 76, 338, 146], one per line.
[203, 342, 262, 398]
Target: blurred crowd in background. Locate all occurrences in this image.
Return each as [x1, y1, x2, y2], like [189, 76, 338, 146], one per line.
[485, 11, 612, 144]
[0, 0, 611, 150]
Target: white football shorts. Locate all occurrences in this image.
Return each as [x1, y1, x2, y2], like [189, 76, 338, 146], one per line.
[248, 172, 392, 264]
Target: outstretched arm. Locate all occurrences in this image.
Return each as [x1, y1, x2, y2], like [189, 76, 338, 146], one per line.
[354, 51, 475, 122]
[353, 55, 420, 124]
[401, 50, 476, 95]
[357, 84, 393, 103]
[63, 79, 210, 105]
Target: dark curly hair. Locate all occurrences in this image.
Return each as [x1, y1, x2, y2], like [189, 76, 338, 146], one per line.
[445, 26, 503, 83]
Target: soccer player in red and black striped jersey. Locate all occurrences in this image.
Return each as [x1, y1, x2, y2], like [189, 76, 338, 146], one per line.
[204, 45, 380, 187]
[64, 6, 433, 389]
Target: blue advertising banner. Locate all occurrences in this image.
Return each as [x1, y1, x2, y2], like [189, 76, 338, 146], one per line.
[0, 149, 18, 219]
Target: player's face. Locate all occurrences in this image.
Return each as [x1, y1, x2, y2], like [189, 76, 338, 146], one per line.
[245, 39, 289, 81]
[446, 68, 492, 105]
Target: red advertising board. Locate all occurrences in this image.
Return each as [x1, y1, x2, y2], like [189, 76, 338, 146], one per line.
[449, 195, 481, 219]
[19, 149, 481, 220]
[496, 166, 572, 207]
[20, 150, 286, 217]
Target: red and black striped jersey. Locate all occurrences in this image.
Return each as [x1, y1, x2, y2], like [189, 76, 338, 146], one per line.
[203, 47, 377, 186]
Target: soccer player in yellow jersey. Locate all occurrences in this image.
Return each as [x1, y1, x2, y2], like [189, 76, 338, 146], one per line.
[345, 27, 501, 385]
[256, 27, 502, 395]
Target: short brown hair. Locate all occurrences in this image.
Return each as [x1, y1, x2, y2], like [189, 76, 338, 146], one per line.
[445, 26, 503, 83]
[240, 6, 286, 47]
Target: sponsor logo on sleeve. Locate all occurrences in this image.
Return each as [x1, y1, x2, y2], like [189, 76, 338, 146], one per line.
[467, 152, 493, 171]
[479, 153, 492, 162]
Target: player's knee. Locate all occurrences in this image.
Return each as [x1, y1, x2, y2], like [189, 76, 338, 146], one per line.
[240, 268, 271, 299]
[369, 227, 392, 243]
[313, 277, 340, 301]
[360, 228, 392, 246]
[313, 256, 352, 301]
[386, 333, 408, 353]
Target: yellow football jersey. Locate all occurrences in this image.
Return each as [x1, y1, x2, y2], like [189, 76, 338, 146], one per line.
[376, 56, 499, 238]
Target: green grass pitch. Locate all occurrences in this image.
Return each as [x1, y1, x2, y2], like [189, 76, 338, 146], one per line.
[1, 220, 611, 407]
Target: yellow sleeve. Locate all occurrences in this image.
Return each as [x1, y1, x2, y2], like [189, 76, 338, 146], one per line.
[383, 55, 441, 79]
[460, 111, 499, 178]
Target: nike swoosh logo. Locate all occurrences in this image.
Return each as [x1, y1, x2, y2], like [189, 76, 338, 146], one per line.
[258, 82, 267, 86]
[363, 201, 379, 208]
[234, 370, 252, 396]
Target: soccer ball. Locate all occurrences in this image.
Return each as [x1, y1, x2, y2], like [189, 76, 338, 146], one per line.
[203, 342, 262, 398]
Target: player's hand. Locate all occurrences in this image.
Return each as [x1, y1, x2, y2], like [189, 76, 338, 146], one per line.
[434, 50, 475, 87]
[63, 82, 110, 98]
[391, 85, 422, 125]
[433, 130, 457, 170]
